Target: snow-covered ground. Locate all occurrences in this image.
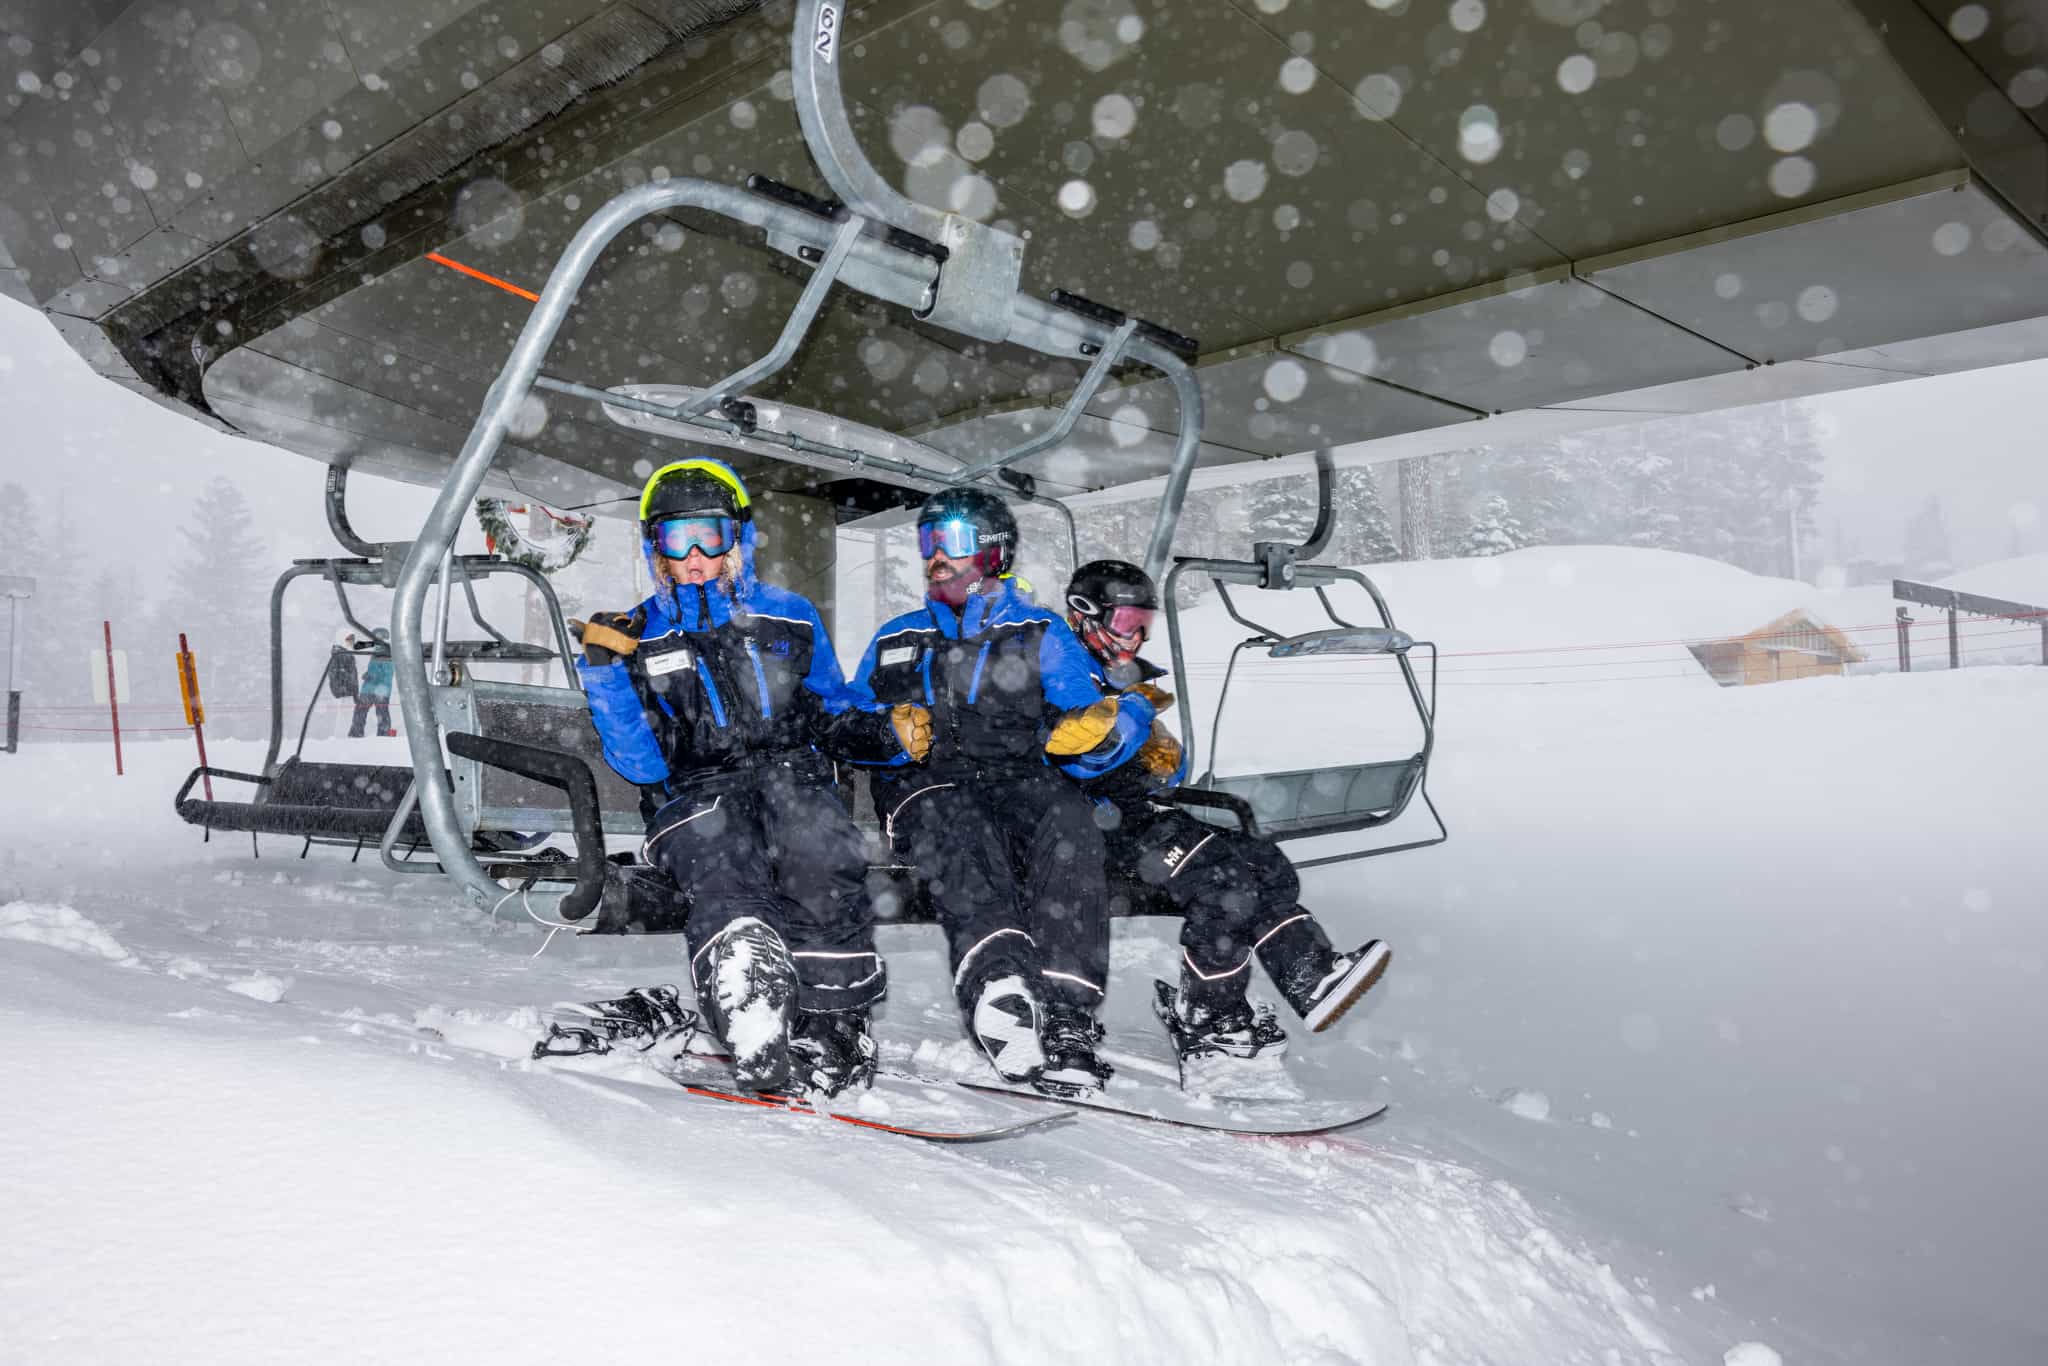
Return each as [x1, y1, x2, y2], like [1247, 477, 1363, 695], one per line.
[4, 546, 2045, 1364]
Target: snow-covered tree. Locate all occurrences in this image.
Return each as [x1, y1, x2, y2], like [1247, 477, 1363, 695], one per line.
[1462, 494, 1528, 557]
[165, 479, 272, 738]
[1244, 471, 1316, 548]
[1328, 466, 1400, 564]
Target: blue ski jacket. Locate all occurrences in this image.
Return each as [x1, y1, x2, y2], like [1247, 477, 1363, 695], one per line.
[579, 518, 899, 803]
[845, 576, 1152, 783]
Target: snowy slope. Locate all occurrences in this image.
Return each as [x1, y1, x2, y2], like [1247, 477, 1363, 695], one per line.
[2, 740, 1732, 1366]
[1941, 552, 2048, 603]
[4, 545, 2044, 1363]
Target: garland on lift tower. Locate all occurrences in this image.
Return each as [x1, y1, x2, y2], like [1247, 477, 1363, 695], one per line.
[473, 497, 595, 574]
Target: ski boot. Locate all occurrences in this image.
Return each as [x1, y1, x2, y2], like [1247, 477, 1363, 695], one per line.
[789, 1009, 878, 1098]
[966, 973, 1047, 1085]
[1257, 914, 1393, 1033]
[699, 918, 799, 1093]
[1293, 939, 1392, 1033]
[1036, 1002, 1114, 1098]
[534, 983, 697, 1059]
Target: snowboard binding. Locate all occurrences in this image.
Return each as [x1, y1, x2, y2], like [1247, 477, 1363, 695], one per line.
[533, 983, 699, 1059]
[1153, 980, 1294, 1097]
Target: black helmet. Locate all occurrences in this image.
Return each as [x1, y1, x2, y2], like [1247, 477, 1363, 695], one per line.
[1066, 560, 1158, 618]
[916, 486, 1018, 577]
[639, 458, 752, 527]
[1065, 560, 1159, 674]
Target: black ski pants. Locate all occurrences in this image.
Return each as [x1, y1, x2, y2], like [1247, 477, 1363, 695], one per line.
[1106, 805, 1332, 1015]
[645, 760, 884, 1015]
[880, 765, 1110, 1014]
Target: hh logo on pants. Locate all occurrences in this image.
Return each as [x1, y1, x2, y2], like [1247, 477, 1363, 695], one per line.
[1162, 844, 1188, 870]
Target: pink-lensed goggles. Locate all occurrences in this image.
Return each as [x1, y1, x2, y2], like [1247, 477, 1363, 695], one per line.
[651, 515, 737, 559]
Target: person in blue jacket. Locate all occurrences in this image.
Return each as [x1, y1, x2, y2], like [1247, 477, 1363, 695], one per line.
[575, 458, 925, 1096]
[345, 628, 396, 737]
[845, 488, 1153, 1096]
[1061, 560, 1392, 1088]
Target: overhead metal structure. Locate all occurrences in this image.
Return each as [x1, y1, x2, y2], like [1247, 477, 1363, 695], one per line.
[7, 0, 2048, 514]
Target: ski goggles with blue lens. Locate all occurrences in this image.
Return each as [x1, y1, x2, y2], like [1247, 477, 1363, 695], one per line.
[917, 518, 985, 560]
[651, 515, 738, 560]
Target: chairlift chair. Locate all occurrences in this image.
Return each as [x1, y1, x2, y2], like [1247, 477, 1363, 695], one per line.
[1159, 451, 1448, 870]
[173, 466, 644, 921]
[379, 0, 1212, 923]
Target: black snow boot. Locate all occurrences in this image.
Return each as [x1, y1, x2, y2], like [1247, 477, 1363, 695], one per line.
[1259, 916, 1392, 1033]
[699, 918, 799, 1093]
[533, 983, 697, 1059]
[966, 972, 1048, 1084]
[790, 1009, 878, 1098]
[1036, 1002, 1113, 1098]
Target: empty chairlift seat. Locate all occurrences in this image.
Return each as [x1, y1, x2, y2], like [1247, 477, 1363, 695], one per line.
[175, 759, 428, 842]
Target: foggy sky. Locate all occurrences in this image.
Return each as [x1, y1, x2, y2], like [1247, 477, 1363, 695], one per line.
[2, 296, 2043, 592]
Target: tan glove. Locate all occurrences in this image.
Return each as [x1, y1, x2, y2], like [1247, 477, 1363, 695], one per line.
[890, 703, 933, 762]
[1135, 725, 1183, 780]
[1045, 696, 1122, 756]
[571, 610, 641, 666]
[1130, 680, 1175, 710]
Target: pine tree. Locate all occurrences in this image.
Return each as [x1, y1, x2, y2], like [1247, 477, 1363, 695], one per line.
[1244, 470, 1316, 548]
[1902, 495, 1954, 579]
[167, 478, 272, 738]
[1328, 466, 1400, 564]
[1619, 450, 1682, 551]
[1426, 452, 1468, 557]
[1462, 494, 1528, 557]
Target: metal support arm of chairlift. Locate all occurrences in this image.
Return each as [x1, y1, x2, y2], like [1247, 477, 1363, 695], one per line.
[391, 0, 1208, 913]
[1159, 451, 1447, 865]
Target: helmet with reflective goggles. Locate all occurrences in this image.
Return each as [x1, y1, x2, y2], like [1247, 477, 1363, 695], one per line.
[640, 459, 751, 527]
[1066, 560, 1159, 669]
[640, 458, 751, 564]
[915, 486, 1017, 577]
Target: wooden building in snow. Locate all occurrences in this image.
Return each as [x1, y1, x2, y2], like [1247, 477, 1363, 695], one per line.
[1687, 609, 1867, 686]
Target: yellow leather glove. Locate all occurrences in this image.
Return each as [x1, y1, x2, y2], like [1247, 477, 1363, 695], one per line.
[890, 703, 933, 762]
[571, 610, 641, 666]
[1136, 725, 1183, 780]
[1131, 680, 1175, 710]
[1045, 696, 1121, 756]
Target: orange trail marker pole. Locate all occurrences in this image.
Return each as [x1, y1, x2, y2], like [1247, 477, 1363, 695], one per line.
[177, 632, 211, 799]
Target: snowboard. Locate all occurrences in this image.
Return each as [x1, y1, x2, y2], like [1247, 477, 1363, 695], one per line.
[554, 1053, 1073, 1144]
[956, 1075, 1387, 1136]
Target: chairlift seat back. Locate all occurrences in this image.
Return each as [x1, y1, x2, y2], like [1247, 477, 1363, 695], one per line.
[436, 679, 647, 836]
[1267, 626, 1413, 658]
